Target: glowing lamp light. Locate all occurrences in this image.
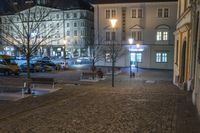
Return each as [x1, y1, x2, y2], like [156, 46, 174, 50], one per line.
[110, 19, 117, 28]
[136, 43, 140, 48]
[128, 38, 134, 45]
[63, 39, 67, 44]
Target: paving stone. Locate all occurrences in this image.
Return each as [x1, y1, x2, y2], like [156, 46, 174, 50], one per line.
[0, 73, 199, 133]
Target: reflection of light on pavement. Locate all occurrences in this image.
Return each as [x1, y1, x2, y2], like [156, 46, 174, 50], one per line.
[32, 90, 49, 96]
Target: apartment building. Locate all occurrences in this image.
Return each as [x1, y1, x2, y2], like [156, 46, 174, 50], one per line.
[0, 0, 94, 58]
[92, 0, 177, 69]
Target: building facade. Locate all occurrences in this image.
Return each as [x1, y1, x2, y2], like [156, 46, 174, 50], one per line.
[173, 0, 200, 114]
[92, 0, 177, 69]
[0, 0, 94, 58]
[193, 0, 200, 114]
[173, 0, 193, 90]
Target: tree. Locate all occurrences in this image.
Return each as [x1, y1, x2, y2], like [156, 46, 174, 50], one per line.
[102, 43, 128, 67]
[0, 2, 59, 93]
[91, 44, 104, 71]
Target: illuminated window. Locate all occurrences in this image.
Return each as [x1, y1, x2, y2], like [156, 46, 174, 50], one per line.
[156, 31, 168, 41]
[105, 53, 111, 62]
[156, 31, 162, 41]
[162, 53, 167, 62]
[156, 52, 168, 63]
[156, 53, 161, 62]
[136, 53, 142, 62]
[163, 32, 168, 40]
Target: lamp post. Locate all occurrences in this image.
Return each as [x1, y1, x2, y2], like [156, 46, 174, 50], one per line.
[136, 43, 140, 73]
[63, 39, 67, 69]
[128, 38, 134, 77]
[110, 19, 117, 87]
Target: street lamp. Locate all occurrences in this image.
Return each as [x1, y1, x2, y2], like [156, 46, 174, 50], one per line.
[110, 19, 117, 87]
[63, 39, 67, 69]
[136, 43, 140, 72]
[128, 38, 134, 77]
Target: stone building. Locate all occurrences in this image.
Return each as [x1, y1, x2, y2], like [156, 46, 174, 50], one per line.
[0, 0, 94, 58]
[193, 0, 200, 114]
[173, 0, 194, 90]
[92, 0, 177, 69]
[173, 0, 200, 114]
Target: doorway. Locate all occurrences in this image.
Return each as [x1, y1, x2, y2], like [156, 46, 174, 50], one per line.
[130, 52, 142, 67]
[180, 40, 186, 83]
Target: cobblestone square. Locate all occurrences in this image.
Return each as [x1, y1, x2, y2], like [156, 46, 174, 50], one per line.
[0, 71, 199, 133]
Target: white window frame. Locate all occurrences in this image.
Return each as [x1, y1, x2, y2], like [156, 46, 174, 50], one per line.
[105, 31, 116, 41]
[105, 53, 111, 62]
[105, 9, 117, 19]
[157, 8, 170, 18]
[136, 53, 142, 62]
[131, 30, 143, 41]
[156, 52, 168, 63]
[131, 8, 143, 18]
[156, 30, 169, 41]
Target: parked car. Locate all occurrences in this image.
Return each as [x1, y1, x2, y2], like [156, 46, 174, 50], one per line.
[35, 60, 60, 71]
[20, 62, 42, 72]
[0, 55, 20, 75]
[52, 59, 69, 70]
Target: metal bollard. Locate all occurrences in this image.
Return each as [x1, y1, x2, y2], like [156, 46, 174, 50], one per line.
[22, 88, 24, 98]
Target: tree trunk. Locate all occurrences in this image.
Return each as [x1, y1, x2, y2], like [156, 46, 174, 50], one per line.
[92, 59, 95, 79]
[26, 33, 31, 94]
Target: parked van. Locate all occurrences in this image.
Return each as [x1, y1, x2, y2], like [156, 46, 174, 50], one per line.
[0, 55, 20, 75]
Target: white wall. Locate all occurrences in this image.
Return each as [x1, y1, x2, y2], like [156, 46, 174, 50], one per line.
[93, 2, 177, 69]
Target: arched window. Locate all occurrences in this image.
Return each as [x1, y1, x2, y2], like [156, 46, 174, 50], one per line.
[155, 24, 170, 43]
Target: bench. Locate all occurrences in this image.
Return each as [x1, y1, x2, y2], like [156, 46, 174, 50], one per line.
[81, 72, 97, 80]
[30, 77, 55, 89]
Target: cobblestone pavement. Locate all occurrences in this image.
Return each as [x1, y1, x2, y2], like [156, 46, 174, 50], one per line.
[0, 73, 199, 133]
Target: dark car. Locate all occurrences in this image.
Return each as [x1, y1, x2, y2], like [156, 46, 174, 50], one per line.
[36, 60, 60, 70]
[20, 63, 42, 72]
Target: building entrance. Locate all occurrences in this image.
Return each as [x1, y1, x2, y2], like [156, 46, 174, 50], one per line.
[130, 52, 142, 67]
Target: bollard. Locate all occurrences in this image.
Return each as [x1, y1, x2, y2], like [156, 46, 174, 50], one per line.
[22, 88, 24, 98]
[24, 82, 26, 88]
